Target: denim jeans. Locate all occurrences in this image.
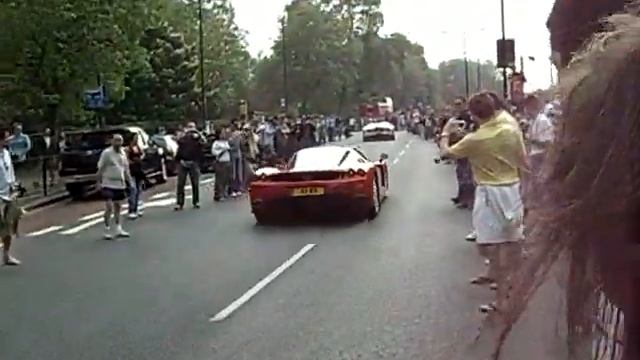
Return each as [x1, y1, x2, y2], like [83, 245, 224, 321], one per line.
[230, 156, 244, 192]
[128, 178, 143, 214]
[176, 162, 200, 207]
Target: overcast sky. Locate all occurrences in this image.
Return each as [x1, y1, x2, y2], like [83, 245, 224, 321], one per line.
[231, 0, 557, 92]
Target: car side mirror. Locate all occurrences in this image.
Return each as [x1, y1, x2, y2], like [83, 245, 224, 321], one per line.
[379, 153, 389, 161]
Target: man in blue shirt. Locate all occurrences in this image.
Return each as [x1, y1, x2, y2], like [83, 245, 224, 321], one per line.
[8, 123, 31, 163]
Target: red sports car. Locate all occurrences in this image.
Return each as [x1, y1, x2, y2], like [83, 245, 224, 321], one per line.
[249, 145, 390, 224]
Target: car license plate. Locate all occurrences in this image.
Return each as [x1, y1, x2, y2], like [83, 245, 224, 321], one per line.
[292, 187, 324, 197]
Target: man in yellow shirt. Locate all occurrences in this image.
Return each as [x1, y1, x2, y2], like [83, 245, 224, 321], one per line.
[439, 92, 529, 314]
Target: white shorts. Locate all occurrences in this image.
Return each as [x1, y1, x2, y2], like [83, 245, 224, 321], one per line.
[473, 182, 524, 245]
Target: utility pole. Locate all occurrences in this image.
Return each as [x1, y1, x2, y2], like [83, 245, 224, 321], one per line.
[464, 58, 470, 98]
[500, 0, 508, 100]
[520, 56, 525, 74]
[281, 16, 289, 112]
[463, 33, 469, 98]
[198, 0, 207, 124]
[477, 59, 482, 91]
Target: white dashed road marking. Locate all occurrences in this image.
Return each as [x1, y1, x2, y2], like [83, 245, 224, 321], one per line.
[210, 243, 317, 323]
[26, 226, 64, 237]
[150, 192, 171, 200]
[59, 218, 106, 235]
[79, 211, 105, 222]
[392, 158, 400, 165]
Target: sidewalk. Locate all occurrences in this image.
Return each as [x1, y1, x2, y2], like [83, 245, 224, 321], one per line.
[501, 258, 569, 359]
[19, 185, 69, 211]
[469, 257, 570, 360]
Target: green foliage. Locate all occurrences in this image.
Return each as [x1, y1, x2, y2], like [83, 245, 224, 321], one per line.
[436, 59, 502, 105]
[0, 0, 505, 130]
[110, 25, 199, 125]
[0, 0, 250, 129]
[249, 0, 435, 115]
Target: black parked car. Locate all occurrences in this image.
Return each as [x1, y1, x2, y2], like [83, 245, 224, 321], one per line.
[59, 126, 169, 199]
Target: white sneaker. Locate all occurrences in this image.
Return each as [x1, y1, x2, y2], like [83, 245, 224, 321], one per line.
[116, 225, 130, 238]
[127, 213, 138, 220]
[465, 230, 478, 242]
[104, 227, 114, 240]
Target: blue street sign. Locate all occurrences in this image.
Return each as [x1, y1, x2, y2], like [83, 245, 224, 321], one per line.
[84, 85, 107, 109]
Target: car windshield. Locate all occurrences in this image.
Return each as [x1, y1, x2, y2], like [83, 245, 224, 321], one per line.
[66, 130, 134, 150]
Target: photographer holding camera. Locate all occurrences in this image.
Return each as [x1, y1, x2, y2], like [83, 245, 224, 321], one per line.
[439, 93, 529, 313]
[447, 98, 476, 211]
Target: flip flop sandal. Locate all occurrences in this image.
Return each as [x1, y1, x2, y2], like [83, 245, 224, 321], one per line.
[470, 276, 495, 285]
[479, 302, 498, 313]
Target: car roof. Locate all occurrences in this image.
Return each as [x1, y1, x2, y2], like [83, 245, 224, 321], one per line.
[66, 126, 143, 135]
[363, 121, 395, 131]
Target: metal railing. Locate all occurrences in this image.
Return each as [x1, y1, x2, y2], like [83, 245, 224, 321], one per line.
[12, 154, 62, 199]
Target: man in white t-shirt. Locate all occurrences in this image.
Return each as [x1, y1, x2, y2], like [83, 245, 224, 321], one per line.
[525, 96, 555, 173]
[97, 134, 132, 239]
[0, 130, 22, 266]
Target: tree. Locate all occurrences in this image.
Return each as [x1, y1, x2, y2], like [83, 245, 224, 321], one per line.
[160, 0, 252, 119]
[436, 59, 502, 104]
[320, 0, 384, 36]
[111, 25, 199, 125]
[0, 0, 155, 129]
[0, 0, 252, 129]
[249, 0, 435, 115]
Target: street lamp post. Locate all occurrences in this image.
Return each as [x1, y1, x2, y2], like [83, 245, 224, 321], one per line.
[198, 0, 207, 124]
[280, 16, 289, 112]
[463, 34, 470, 98]
[477, 59, 482, 91]
[500, 0, 508, 100]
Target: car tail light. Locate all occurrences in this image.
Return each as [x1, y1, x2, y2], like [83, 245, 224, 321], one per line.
[347, 169, 356, 177]
[356, 169, 366, 177]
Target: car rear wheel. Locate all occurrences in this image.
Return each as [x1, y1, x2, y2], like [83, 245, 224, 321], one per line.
[368, 178, 381, 220]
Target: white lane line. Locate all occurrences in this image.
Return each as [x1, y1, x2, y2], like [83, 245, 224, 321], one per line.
[399, 149, 406, 157]
[60, 218, 105, 235]
[60, 196, 190, 235]
[185, 177, 215, 191]
[79, 211, 104, 222]
[26, 225, 64, 237]
[150, 191, 171, 200]
[392, 158, 400, 165]
[61, 210, 127, 235]
[209, 243, 317, 323]
[146, 198, 176, 208]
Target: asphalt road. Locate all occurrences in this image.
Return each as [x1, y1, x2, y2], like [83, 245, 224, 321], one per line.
[0, 131, 494, 360]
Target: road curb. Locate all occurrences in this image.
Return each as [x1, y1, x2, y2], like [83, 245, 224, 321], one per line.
[23, 192, 70, 211]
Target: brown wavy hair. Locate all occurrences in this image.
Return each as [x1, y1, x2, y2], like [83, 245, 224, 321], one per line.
[483, 10, 640, 360]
